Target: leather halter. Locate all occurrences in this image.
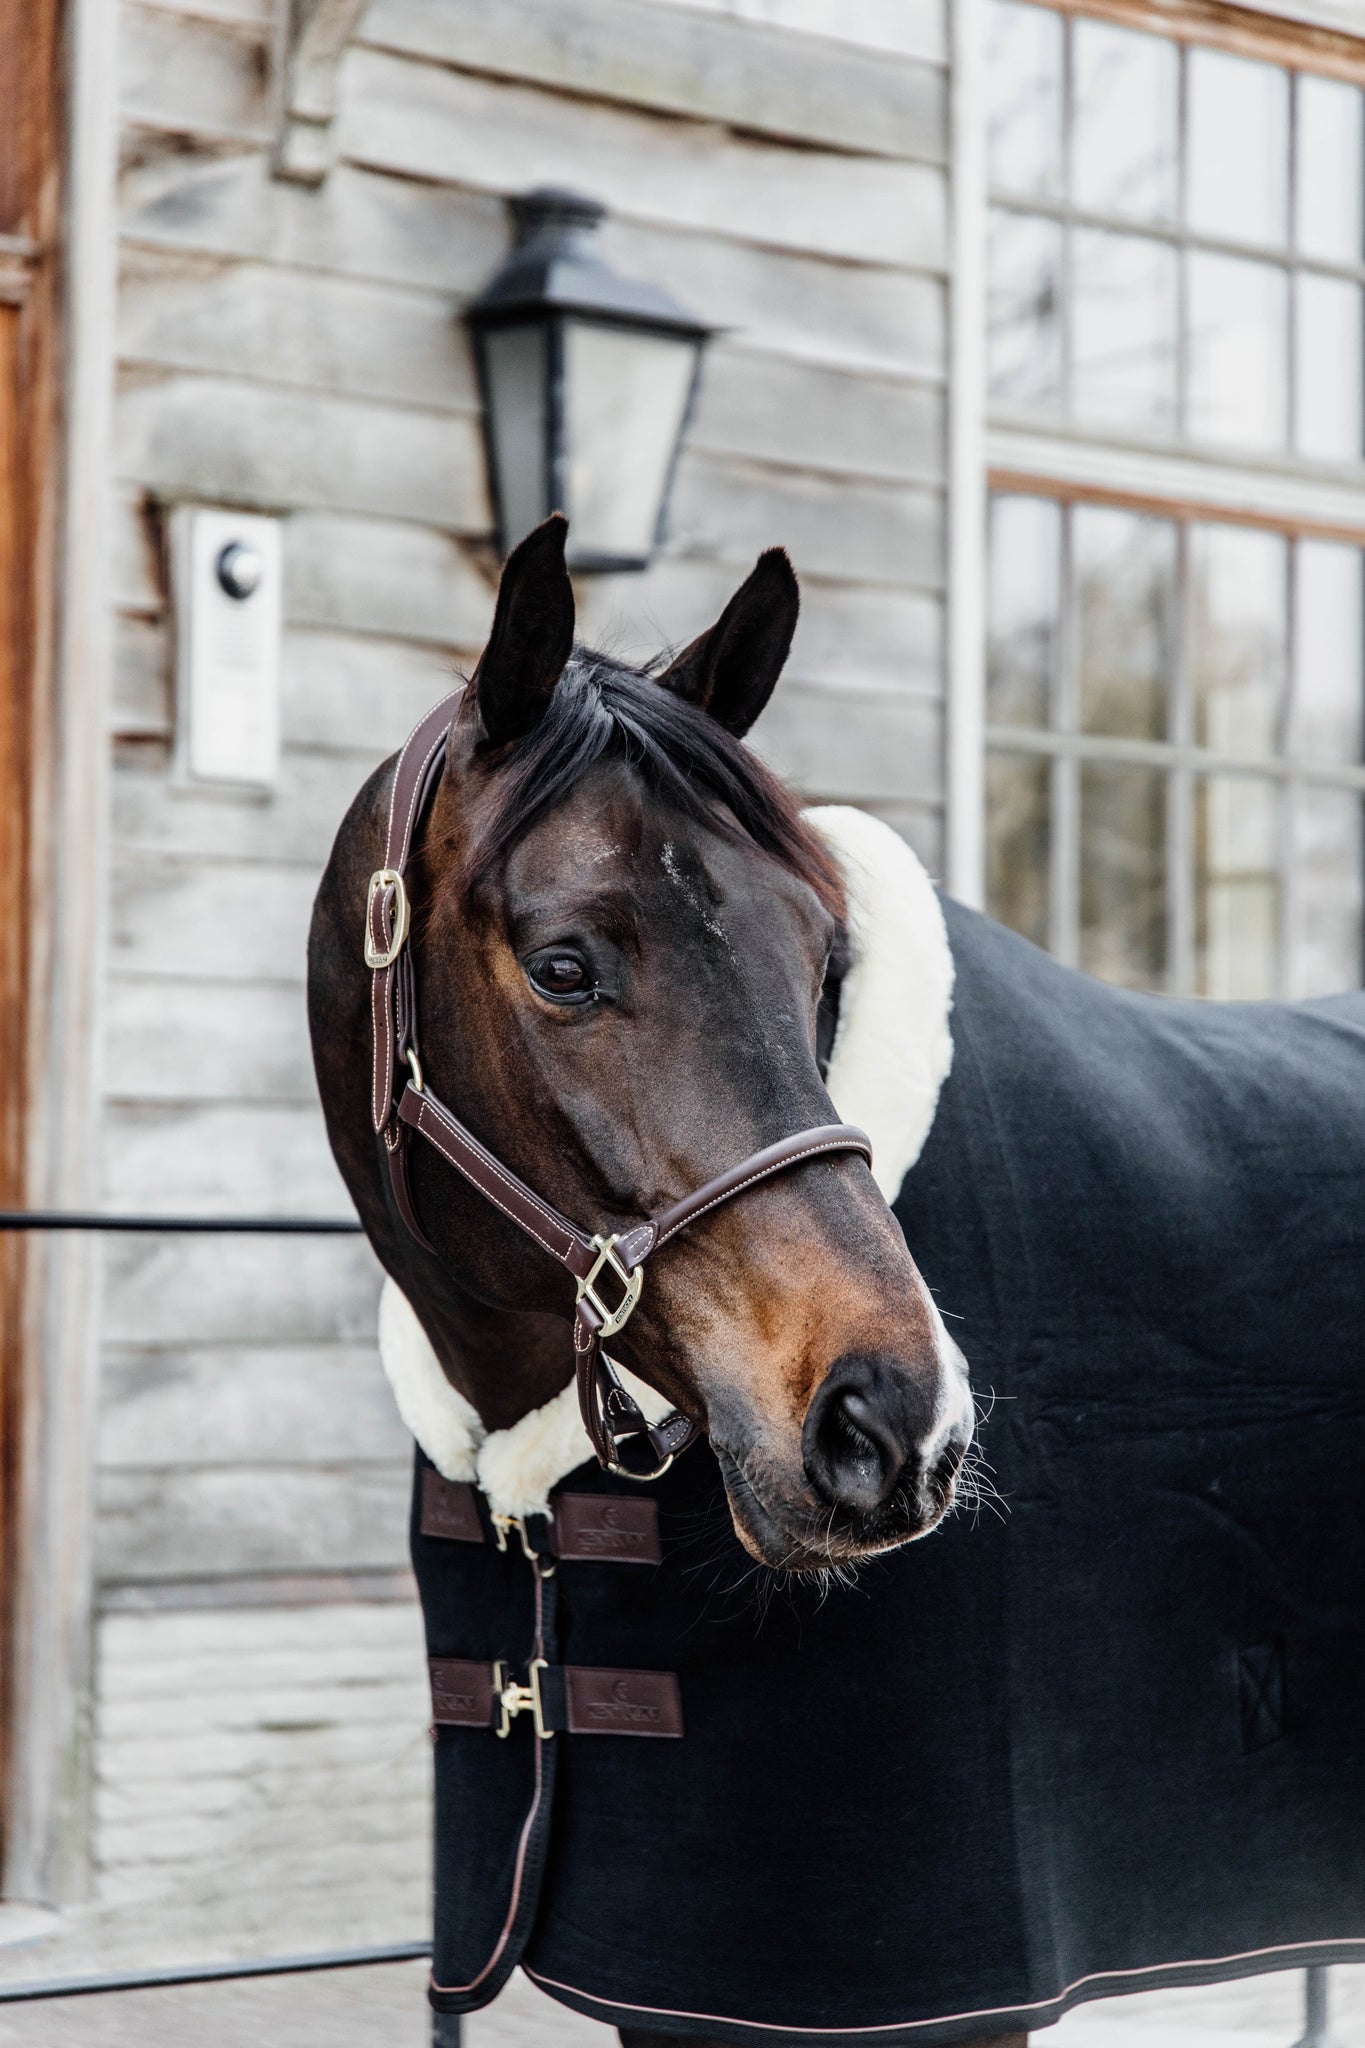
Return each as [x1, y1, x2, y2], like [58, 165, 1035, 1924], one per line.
[368, 691, 874, 1478]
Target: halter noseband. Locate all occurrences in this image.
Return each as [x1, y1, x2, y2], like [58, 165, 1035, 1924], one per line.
[367, 691, 873, 1480]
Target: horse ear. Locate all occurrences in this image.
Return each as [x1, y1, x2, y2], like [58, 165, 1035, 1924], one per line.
[656, 548, 799, 737]
[474, 514, 575, 746]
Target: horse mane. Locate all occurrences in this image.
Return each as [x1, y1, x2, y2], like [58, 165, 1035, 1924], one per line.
[454, 647, 847, 921]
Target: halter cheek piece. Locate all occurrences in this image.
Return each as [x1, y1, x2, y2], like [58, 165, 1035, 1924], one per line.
[368, 691, 874, 1480]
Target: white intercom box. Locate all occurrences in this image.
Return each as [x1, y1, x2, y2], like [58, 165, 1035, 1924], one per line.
[172, 506, 282, 789]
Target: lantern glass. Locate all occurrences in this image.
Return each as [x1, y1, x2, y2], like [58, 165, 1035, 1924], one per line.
[482, 320, 550, 549]
[561, 318, 700, 567]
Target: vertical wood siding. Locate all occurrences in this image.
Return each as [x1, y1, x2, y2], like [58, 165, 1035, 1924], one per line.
[88, 0, 949, 1939]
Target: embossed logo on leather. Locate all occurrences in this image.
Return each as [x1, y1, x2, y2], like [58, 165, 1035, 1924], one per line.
[420, 1470, 484, 1544]
[552, 1492, 661, 1564]
[564, 1666, 682, 1737]
[429, 1658, 493, 1727]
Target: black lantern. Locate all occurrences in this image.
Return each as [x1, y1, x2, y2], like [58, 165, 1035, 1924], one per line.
[468, 189, 714, 573]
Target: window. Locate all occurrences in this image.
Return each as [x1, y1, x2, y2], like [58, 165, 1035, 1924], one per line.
[984, 0, 1365, 997]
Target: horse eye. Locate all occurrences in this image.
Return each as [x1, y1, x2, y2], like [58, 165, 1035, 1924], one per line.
[528, 951, 592, 1002]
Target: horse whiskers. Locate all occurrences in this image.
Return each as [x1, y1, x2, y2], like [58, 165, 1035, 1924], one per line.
[948, 1442, 1009, 1527]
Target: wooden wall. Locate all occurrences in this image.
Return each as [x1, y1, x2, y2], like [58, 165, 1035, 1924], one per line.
[80, 0, 949, 1952]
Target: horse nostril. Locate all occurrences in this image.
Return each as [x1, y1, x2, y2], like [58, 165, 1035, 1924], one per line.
[805, 1380, 906, 1514]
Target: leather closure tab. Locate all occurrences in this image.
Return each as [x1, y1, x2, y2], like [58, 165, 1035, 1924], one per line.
[551, 1493, 661, 1565]
[430, 1657, 498, 1728]
[562, 1666, 683, 1738]
[420, 1471, 484, 1544]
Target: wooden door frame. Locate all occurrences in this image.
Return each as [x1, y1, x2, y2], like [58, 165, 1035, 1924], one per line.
[1, 0, 117, 1905]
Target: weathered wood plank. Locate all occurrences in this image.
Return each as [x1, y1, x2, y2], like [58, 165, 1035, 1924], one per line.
[101, 1234, 382, 1346]
[112, 613, 169, 735]
[98, 1342, 404, 1471]
[101, 1102, 347, 1216]
[112, 487, 165, 617]
[338, 48, 948, 271]
[120, 142, 508, 293]
[95, 1462, 412, 1580]
[115, 369, 489, 528]
[109, 855, 317, 982]
[359, 0, 947, 163]
[111, 746, 387, 868]
[118, 244, 480, 413]
[281, 628, 457, 753]
[105, 977, 316, 1102]
[120, 3, 273, 146]
[671, 453, 943, 591]
[119, 148, 943, 377]
[755, 680, 942, 805]
[653, 0, 946, 64]
[285, 511, 494, 647]
[692, 348, 944, 485]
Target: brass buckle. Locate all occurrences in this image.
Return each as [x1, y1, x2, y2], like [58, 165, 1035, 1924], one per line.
[493, 1657, 552, 1740]
[364, 869, 410, 970]
[576, 1234, 644, 1341]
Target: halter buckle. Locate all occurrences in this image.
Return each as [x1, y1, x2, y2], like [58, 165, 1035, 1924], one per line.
[576, 1234, 644, 1341]
[493, 1657, 552, 1740]
[364, 869, 410, 970]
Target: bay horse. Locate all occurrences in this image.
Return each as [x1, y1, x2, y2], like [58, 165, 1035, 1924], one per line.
[308, 515, 1365, 2047]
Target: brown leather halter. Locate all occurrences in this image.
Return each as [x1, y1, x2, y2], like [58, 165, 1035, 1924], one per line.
[368, 691, 874, 1479]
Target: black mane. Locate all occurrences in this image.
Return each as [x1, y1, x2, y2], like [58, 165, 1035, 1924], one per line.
[458, 648, 845, 919]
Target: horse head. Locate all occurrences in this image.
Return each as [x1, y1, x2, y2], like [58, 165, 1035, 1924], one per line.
[310, 514, 973, 1573]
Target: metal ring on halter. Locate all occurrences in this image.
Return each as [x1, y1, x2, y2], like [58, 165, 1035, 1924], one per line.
[605, 1447, 676, 1485]
[406, 1048, 424, 1094]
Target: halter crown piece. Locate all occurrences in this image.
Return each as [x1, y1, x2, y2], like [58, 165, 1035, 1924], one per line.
[368, 690, 874, 1480]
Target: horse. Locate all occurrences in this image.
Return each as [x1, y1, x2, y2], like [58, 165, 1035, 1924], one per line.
[309, 515, 1365, 2046]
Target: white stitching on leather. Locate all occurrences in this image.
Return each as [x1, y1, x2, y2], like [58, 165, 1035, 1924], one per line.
[416, 1102, 575, 1266]
[653, 1138, 870, 1250]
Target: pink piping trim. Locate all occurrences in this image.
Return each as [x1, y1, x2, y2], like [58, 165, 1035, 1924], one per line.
[524, 1932, 1365, 2036]
[428, 1572, 548, 1998]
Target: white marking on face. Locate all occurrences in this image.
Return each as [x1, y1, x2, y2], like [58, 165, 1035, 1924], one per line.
[660, 840, 734, 958]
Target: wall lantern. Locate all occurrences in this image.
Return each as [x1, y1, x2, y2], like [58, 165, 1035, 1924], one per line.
[467, 188, 714, 573]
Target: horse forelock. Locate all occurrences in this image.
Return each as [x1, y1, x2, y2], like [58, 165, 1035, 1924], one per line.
[441, 648, 846, 924]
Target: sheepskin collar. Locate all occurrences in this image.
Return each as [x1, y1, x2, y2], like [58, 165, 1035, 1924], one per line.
[378, 807, 954, 1518]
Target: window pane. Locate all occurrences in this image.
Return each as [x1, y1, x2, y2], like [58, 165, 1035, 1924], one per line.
[1079, 763, 1168, 989]
[1292, 541, 1363, 766]
[1287, 788, 1363, 996]
[1295, 274, 1364, 465]
[1190, 525, 1287, 756]
[1072, 21, 1179, 221]
[1296, 75, 1364, 265]
[1075, 506, 1176, 740]
[1195, 776, 1280, 999]
[1071, 230, 1178, 431]
[1187, 48, 1289, 248]
[988, 495, 1060, 728]
[1186, 254, 1288, 452]
[988, 209, 1062, 410]
[986, 0, 1063, 197]
[987, 751, 1050, 948]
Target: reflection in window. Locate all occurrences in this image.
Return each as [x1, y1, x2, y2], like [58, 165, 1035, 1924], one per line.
[1186, 255, 1287, 452]
[988, 495, 1060, 728]
[1190, 524, 1286, 757]
[987, 752, 1050, 950]
[1297, 76, 1364, 266]
[1076, 506, 1175, 741]
[987, 210, 1062, 409]
[1295, 275, 1363, 465]
[1288, 790, 1363, 996]
[1080, 764, 1168, 989]
[1293, 542, 1363, 766]
[1186, 48, 1288, 248]
[985, 0, 1063, 197]
[1195, 776, 1280, 999]
[1072, 20, 1178, 221]
[1071, 231, 1178, 431]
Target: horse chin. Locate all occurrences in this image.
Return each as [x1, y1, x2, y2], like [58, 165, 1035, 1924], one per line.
[714, 1445, 954, 1576]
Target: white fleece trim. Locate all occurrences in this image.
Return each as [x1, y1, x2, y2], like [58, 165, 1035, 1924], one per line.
[805, 805, 954, 1203]
[378, 1278, 671, 1519]
[377, 808, 955, 1510]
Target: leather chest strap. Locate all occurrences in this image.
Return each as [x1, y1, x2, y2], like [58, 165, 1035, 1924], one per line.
[429, 1657, 683, 1738]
